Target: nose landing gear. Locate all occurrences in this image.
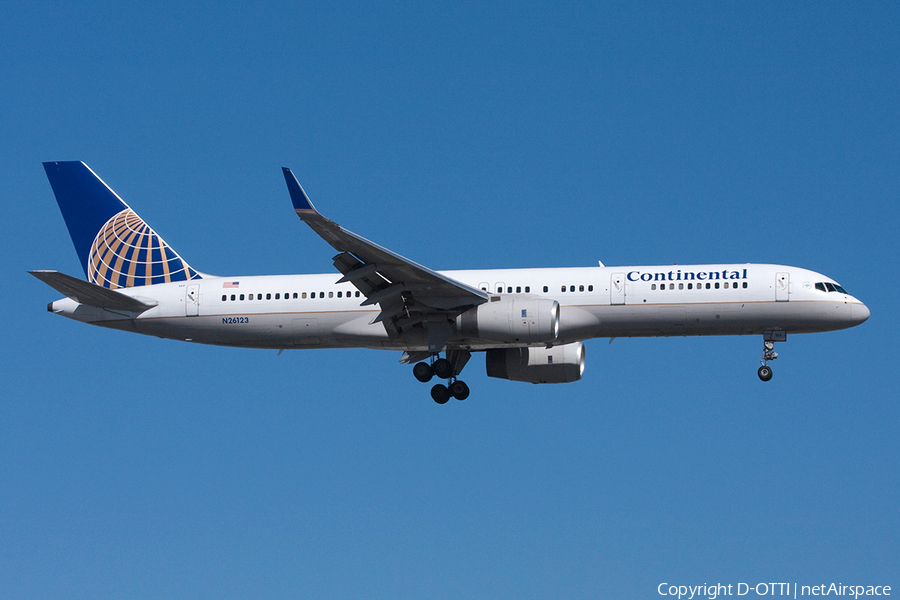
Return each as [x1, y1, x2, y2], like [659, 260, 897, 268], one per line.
[758, 331, 785, 381]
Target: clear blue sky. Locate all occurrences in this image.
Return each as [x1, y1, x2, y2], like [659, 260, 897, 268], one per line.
[2, 2, 897, 598]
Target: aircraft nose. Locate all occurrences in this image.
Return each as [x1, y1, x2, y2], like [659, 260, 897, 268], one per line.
[851, 302, 870, 325]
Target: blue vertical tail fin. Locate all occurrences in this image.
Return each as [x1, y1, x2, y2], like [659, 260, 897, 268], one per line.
[42, 161, 202, 289]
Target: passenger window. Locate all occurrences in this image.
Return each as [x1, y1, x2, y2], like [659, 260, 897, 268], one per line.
[706, 283, 711, 289]
[329, 292, 333, 298]
[337, 291, 342, 298]
[355, 291, 360, 297]
[525, 286, 530, 293]
[715, 282, 720, 289]
[302, 292, 307, 299]
[507, 287, 513, 293]
[516, 286, 521, 293]
[588, 285, 593, 292]
[742, 282, 747, 289]
[678, 283, 683, 290]
[221, 295, 226, 301]
[275, 293, 280, 299]
[543, 286, 548, 293]
[579, 285, 584, 292]
[724, 282, 729, 289]
[669, 283, 674, 290]
[293, 293, 298, 298]
[266, 293, 271, 300]
[651, 284, 657, 290]
[239, 294, 245, 301]
[561, 285, 566, 292]
[570, 285, 575, 292]
[230, 294, 236, 301]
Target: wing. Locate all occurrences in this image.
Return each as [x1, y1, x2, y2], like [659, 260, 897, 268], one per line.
[282, 168, 489, 352]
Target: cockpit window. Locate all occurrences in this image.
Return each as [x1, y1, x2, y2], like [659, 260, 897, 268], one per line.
[816, 282, 850, 295]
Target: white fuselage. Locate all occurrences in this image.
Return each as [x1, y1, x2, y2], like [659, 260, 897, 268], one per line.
[49, 263, 870, 351]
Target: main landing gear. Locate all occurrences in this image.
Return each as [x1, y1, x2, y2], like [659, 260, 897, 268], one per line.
[413, 350, 471, 403]
[758, 331, 785, 381]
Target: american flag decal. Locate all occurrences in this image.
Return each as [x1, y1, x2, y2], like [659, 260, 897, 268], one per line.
[223, 281, 240, 288]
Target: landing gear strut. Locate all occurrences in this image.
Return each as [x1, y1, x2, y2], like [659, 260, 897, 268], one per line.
[414, 350, 471, 403]
[758, 331, 784, 381]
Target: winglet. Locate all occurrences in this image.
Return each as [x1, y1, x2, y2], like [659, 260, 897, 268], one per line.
[282, 168, 317, 213]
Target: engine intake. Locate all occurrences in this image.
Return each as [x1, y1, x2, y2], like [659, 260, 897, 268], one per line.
[486, 342, 585, 384]
[456, 295, 559, 343]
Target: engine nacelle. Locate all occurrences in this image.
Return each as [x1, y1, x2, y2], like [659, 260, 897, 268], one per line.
[485, 342, 585, 384]
[456, 295, 559, 343]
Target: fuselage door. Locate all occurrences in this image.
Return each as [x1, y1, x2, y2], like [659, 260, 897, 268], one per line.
[776, 272, 790, 302]
[611, 273, 626, 305]
[185, 284, 200, 316]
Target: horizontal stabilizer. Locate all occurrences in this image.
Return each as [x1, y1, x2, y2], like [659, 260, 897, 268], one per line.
[30, 270, 156, 311]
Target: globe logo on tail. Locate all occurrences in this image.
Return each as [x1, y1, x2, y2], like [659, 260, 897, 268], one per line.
[87, 208, 200, 289]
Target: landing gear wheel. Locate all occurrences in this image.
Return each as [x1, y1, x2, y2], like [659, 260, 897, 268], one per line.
[431, 384, 451, 404]
[449, 380, 470, 400]
[432, 358, 453, 379]
[413, 362, 434, 383]
[758, 365, 773, 382]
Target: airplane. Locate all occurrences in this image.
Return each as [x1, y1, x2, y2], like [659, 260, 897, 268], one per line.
[32, 161, 870, 403]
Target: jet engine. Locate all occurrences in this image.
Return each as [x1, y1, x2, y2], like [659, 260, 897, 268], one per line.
[456, 296, 559, 343]
[485, 341, 585, 384]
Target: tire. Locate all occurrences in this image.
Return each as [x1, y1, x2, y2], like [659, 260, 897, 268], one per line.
[758, 365, 773, 381]
[413, 362, 433, 383]
[432, 358, 453, 379]
[450, 380, 470, 400]
[431, 384, 451, 404]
